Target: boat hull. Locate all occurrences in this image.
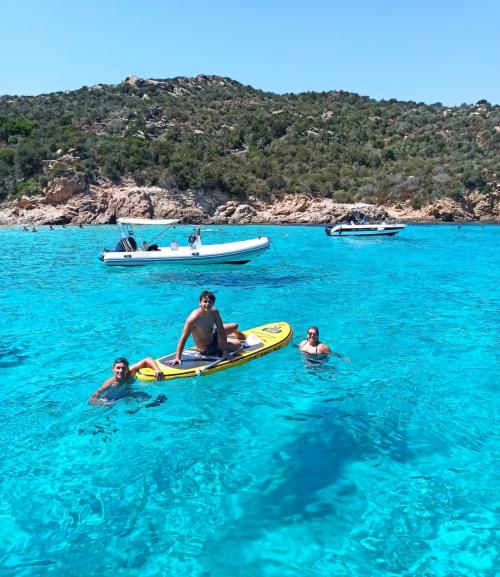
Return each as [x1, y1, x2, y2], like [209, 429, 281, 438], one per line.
[325, 224, 405, 237]
[100, 236, 270, 266]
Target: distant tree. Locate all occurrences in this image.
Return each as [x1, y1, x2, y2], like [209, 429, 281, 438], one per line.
[0, 116, 36, 141]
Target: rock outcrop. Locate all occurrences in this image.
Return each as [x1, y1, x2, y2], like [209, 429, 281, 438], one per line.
[1, 179, 499, 226]
[43, 174, 88, 205]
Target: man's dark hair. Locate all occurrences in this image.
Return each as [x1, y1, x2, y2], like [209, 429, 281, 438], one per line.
[113, 357, 129, 366]
[199, 290, 216, 303]
[307, 326, 319, 335]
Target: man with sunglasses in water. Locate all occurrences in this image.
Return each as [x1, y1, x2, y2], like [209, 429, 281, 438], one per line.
[89, 356, 163, 405]
[299, 326, 350, 361]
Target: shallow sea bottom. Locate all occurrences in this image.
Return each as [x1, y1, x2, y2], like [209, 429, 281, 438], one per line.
[0, 224, 499, 576]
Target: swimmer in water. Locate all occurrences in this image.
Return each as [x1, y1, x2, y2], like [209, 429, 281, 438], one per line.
[89, 356, 162, 405]
[299, 326, 350, 361]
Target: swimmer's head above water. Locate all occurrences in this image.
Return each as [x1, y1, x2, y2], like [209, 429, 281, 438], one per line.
[112, 357, 130, 380]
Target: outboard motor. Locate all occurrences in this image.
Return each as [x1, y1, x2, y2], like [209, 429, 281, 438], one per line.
[114, 236, 137, 252]
[188, 227, 201, 249]
[114, 239, 127, 252]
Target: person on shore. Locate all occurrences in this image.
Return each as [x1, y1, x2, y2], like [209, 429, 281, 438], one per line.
[167, 290, 245, 366]
[89, 356, 163, 405]
[299, 326, 350, 361]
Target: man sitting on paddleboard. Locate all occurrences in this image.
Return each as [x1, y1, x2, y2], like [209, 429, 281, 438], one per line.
[167, 290, 245, 366]
[89, 356, 163, 405]
[299, 326, 350, 361]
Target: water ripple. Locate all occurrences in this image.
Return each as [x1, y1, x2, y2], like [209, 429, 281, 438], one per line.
[0, 224, 499, 576]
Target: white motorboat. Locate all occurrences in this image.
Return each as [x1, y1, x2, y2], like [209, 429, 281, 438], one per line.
[325, 222, 406, 237]
[99, 218, 270, 266]
[325, 205, 406, 237]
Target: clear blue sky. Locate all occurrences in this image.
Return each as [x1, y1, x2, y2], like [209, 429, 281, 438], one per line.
[2, 0, 499, 105]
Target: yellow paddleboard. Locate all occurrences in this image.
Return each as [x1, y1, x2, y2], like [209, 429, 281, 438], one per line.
[137, 321, 292, 382]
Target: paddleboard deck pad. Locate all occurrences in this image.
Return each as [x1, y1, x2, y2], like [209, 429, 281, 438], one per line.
[137, 321, 292, 381]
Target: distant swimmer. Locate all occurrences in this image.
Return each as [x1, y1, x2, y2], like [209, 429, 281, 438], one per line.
[167, 290, 245, 366]
[299, 326, 350, 361]
[22, 226, 29, 231]
[49, 225, 54, 230]
[31, 227, 37, 232]
[89, 356, 163, 406]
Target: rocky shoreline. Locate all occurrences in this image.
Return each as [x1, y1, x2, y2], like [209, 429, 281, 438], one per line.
[1, 177, 499, 226]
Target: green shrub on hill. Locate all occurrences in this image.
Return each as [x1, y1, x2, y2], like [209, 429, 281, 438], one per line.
[0, 77, 498, 206]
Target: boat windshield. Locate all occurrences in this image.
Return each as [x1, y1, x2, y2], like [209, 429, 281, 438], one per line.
[350, 211, 368, 225]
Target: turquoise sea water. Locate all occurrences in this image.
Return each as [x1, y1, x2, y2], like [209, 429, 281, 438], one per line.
[0, 224, 499, 576]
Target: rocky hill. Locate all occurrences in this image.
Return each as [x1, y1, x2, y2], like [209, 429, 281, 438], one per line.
[0, 75, 499, 224]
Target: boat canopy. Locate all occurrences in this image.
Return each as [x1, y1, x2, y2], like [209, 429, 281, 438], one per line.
[117, 217, 181, 226]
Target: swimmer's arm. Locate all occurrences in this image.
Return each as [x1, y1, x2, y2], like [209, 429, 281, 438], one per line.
[167, 317, 193, 366]
[130, 357, 163, 380]
[88, 377, 114, 405]
[331, 350, 351, 362]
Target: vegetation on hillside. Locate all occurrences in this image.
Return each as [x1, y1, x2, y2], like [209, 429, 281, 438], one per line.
[0, 75, 498, 207]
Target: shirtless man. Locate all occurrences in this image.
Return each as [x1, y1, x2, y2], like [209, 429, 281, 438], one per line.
[167, 290, 245, 366]
[299, 326, 350, 361]
[89, 356, 162, 405]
